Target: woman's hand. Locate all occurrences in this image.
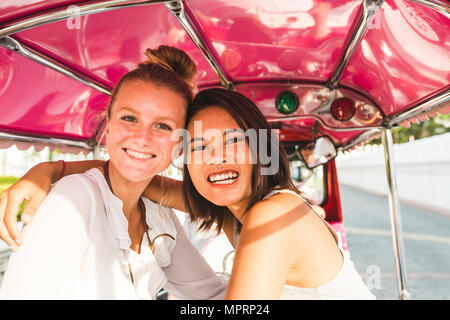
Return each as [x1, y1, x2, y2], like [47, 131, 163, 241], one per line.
[0, 162, 55, 250]
[0, 160, 105, 250]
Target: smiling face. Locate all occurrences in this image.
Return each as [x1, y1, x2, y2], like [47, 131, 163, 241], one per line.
[106, 80, 187, 182]
[186, 106, 254, 208]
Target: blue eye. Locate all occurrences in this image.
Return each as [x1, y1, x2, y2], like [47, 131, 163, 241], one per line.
[155, 122, 173, 131]
[121, 115, 137, 122]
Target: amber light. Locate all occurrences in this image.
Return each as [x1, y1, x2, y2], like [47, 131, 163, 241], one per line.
[330, 97, 355, 121]
[355, 103, 379, 124]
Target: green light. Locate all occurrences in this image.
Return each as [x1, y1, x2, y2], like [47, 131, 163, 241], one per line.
[275, 91, 299, 115]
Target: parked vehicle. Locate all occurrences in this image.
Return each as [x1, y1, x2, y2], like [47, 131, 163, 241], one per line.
[0, 0, 448, 300]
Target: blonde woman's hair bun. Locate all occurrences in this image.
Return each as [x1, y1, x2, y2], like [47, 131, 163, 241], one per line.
[141, 45, 197, 92]
[103, 44, 197, 128]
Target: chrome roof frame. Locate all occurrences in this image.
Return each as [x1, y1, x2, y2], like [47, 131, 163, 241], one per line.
[384, 88, 450, 128]
[0, 36, 112, 95]
[327, 0, 384, 89]
[340, 128, 381, 151]
[166, 1, 233, 89]
[0, 0, 233, 94]
[408, 0, 450, 19]
[327, 0, 449, 89]
[0, 0, 448, 150]
[0, 0, 177, 96]
[0, 0, 173, 38]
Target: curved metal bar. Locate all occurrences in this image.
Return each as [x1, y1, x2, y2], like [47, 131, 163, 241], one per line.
[266, 114, 383, 133]
[0, 0, 172, 39]
[0, 132, 91, 151]
[0, 36, 112, 95]
[165, 1, 233, 89]
[381, 128, 410, 300]
[0, 1, 175, 96]
[384, 88, 450, 128]
[340, 128, 381, 151]
[327, 0, 384, 89]
[406, 0, 450, 19]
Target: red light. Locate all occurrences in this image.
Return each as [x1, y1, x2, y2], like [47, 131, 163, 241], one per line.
[330, 97, 355, 121]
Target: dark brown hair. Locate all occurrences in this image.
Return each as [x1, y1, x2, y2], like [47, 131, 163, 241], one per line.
[182, 88, 301, 232]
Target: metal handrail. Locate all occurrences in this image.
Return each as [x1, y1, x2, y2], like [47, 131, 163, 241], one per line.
[381, 128, 410, 300]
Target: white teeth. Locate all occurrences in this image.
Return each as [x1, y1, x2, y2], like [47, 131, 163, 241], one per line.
[126, 149, 152, 160]
[213, 178, 235, 185]
[208, 172, 238, 183]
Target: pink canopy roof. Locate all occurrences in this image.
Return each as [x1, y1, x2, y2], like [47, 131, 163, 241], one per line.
[0, 0, 448, 153]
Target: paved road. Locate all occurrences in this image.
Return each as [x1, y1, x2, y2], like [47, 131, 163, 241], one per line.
[340, 185, 450, 300]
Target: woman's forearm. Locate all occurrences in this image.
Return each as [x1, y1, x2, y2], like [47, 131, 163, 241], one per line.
[144, 175, 187, 212]
[45, 160, 105, 184]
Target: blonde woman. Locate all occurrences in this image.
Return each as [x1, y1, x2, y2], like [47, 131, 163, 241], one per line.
[0, 46, 226, 300]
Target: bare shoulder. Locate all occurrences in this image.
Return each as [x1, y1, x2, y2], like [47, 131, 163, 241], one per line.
[242, 191, 312, 238]
[246, 191, 309, 220]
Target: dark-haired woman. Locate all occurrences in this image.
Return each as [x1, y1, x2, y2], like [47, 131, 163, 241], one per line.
[0, 88, 374, 300]
[179, 88, 374, 299]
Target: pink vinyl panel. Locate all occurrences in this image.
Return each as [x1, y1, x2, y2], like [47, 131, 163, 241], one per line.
[0, 47, 108, 140]
[187, 0, 362, 82]
[11, 3, 220, 88]
[0, 0, 84, 24]
[340, 0, 450, 115]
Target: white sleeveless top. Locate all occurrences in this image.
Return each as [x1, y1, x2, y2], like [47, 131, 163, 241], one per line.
[233, 189, 375, 300]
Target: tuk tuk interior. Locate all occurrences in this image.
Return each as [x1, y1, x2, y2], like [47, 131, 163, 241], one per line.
[0, 0, 449, 300]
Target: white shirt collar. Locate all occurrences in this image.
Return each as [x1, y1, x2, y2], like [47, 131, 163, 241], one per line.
[85, 168, 134, 250]
[84, 168, 177, 264]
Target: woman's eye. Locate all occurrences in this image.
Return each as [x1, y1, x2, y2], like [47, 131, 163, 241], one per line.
[121, 115, 137, 122]
[226, 136, 245, 145]
[155, 123, 173, 131]
[191, 145, 208, 152]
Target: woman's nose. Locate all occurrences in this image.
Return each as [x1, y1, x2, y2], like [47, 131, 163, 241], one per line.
[134, 126, 154, 145]
[205, 144, 226, 165]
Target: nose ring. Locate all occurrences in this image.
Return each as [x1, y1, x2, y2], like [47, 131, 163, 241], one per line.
[214, 164, 223, 170]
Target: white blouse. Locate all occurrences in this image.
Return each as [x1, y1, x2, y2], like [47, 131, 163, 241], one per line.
[0, 168, 227, 300]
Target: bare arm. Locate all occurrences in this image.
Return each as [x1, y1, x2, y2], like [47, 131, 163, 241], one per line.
[143, 175, 187, 213]
[224, 194, 305, 299]
[52, 160, 105, 183]
[225, 193, 341, 299]
[0, 160, 104, 249]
